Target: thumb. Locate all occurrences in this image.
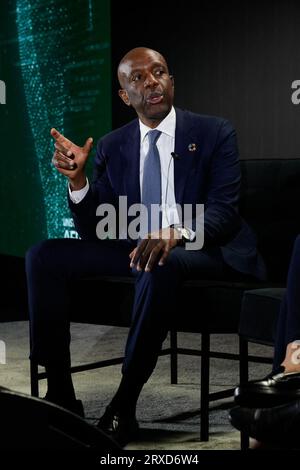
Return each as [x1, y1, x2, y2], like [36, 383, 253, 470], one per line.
[83, 137, 93, 153]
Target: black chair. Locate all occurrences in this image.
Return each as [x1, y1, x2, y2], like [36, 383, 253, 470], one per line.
[30, 158, 300, 443]
[237, 158, 300, 383]
[236, 158, 300, 448]
[237, 288, 286, 450]
[239, 288, 285, 351]
[238, 287, 285, 401]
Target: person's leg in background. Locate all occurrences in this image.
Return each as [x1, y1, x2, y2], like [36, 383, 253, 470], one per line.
[273, 234, 300, 372]
[230, 235, 300, 446]
[25, 238, 133, 412]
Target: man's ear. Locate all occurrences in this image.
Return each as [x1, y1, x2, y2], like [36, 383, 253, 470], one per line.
[169, 75, 175, 87]
[118, 89, 131, 106]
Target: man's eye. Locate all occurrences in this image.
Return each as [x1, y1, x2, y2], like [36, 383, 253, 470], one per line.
[132, 75, 141, 82]
[155, 69, 164, 76]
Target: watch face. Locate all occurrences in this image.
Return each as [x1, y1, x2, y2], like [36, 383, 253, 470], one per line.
[181, 228, 191, 240]
[177, 227, 191, 241]
[172, 225, 193, 242]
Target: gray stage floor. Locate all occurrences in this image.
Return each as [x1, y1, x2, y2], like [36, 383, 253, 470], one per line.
[0, 321, 273, 450]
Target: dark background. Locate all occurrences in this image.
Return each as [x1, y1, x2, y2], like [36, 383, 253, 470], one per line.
[2, 0, 300, 319]
[111, 0, 300, 159]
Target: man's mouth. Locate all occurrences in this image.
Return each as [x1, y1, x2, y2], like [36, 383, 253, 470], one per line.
[146, 93, 163, 105]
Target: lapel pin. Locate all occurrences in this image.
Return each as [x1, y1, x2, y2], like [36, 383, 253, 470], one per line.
[188, 143, 197, 152]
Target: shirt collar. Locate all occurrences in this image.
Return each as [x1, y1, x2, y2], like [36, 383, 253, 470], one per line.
[139, 106, 176, 143]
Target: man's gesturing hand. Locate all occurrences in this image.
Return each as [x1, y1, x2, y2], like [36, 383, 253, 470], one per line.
[129, 227, 182, 272]
[51, 128, 93, 190]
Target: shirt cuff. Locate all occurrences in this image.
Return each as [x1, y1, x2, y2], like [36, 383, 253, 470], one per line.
[68, 179, 89, 204]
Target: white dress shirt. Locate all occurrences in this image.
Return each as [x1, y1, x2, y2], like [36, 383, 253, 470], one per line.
[139, 106, 179, 228]
[69, 106, 180, 228]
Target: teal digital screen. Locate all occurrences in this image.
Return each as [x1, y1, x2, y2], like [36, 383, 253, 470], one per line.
[0, 0, 111, 256]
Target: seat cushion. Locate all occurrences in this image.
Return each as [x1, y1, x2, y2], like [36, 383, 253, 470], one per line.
[239, 288, 286, 345]
[72, 276, 265, 334]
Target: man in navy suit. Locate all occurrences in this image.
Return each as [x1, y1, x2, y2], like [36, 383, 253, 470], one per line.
[26, 47, 266, 446]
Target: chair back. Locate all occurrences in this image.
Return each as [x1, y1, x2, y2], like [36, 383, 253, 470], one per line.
[240, 159, 300, 281]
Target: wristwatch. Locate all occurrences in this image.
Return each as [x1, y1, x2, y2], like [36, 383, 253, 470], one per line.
[170, 224, 194, 244]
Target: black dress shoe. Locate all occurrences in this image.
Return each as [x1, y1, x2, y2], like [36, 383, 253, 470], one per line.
[97, 405, 139, 447]
[44, 393, 85, 418]
[229, 400, 300, 445]
[234, 366, 300, 407]
[65, 399, 84, 417]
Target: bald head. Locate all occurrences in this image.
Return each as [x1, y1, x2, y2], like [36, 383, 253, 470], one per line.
[117, 47, 169, 87]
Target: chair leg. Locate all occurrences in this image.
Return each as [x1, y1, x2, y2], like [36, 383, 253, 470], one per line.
[200, 332, 210, 441]
[30, 360, 39, 397]
[29, 324, 39, 397]
[239, 336, 249, 450]
[240, 430, 250, 450]
[239, 336, 249, 385]
[170, 330, 178, 384]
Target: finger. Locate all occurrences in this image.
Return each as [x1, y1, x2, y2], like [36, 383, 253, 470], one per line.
[52, 155, 67, 172]
[137, 240, 160, 271]
[53, 151, 77, 170]
[54, 149, 74, 164]
[54, 142, 74, 159]
[129, 248, 137, 259]
[53, 151, 77, 171]
[145, 244, 163, 272]
[52, 150, 61, 167]
[50, 128, 73, 152]
[130, 240, 148, 267]
[137, 240, 155, 271]
[158, 245, 170, 266]
[58, 161, 77, 170]
[83, 137, 93, 153]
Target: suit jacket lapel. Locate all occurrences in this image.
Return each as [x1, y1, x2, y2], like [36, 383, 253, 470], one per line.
[120, 121, 141, 206]
[174, 108, 198, 207]
[120, 110, 198, 209]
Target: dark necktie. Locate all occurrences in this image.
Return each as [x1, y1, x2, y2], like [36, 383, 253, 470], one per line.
[141, 129, 162, 237]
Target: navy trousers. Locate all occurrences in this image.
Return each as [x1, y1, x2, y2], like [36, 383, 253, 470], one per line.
[274, 235, 300, 370]
[26, 238, 228, 384]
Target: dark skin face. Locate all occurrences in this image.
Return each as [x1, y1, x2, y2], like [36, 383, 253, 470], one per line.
[118, 47, 174, 128]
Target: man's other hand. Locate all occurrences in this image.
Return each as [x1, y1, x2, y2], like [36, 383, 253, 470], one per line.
[50, 128, 93, 190]
[129, 227, 182, 272]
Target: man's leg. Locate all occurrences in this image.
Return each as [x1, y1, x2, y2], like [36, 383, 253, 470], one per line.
[26, 238, 133, 409]
[100, 246, 228, 432]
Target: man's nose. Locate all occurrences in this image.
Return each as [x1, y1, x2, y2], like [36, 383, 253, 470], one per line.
[144, 73, 158, 87]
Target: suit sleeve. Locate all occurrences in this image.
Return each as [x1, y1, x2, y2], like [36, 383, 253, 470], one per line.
[68, 139, 117, 240]
[201, 119, 242, 246]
